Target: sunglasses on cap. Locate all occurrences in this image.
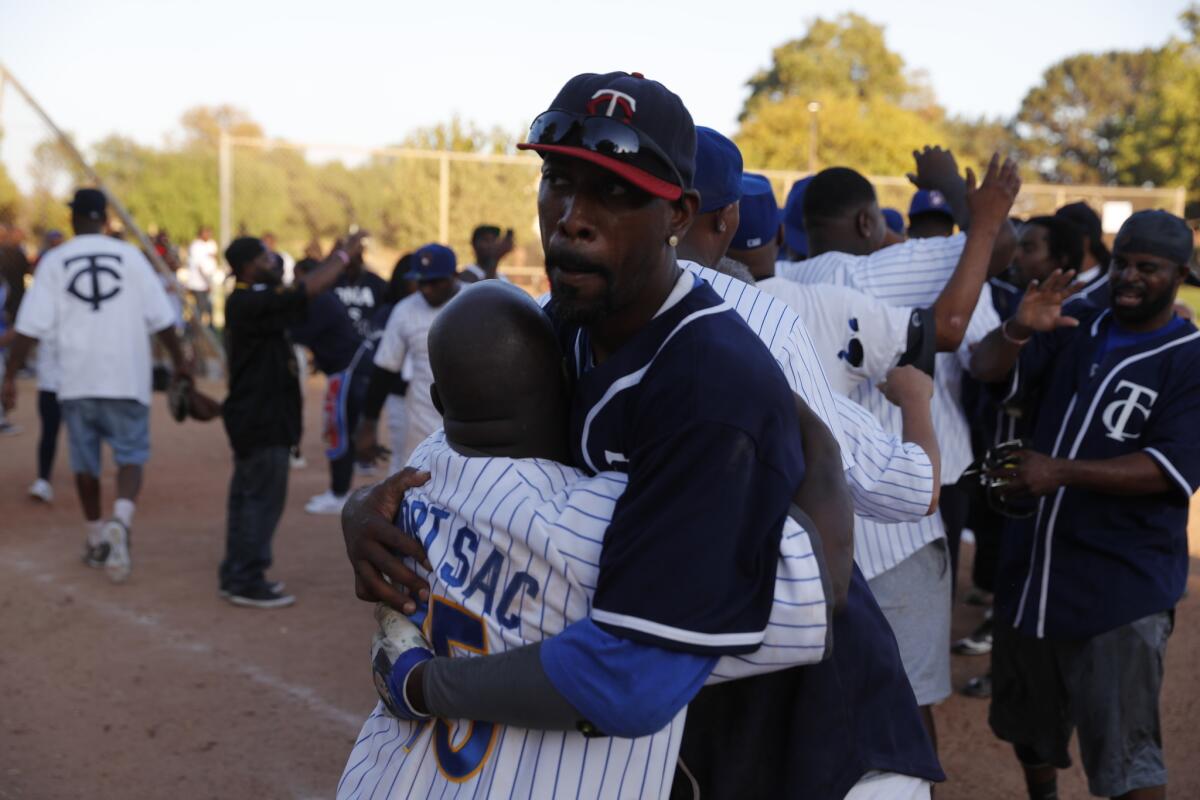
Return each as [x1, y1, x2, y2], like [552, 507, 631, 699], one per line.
[525, 110, 685, 195]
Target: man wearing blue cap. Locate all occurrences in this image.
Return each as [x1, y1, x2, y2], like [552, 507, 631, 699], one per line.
[355, 243, 459, 470]
[909, 189, 957, 239]
[970, 210, 1200, 800]
[675, 127, 754, 283]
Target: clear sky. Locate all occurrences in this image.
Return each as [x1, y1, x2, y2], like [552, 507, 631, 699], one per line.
[0, 0, 1190, 186]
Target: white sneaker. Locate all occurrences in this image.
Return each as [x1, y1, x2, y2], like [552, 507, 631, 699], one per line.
[304, 490, 347, 515]
[0, 421, 22, 436]
[28, 478, 54, 503]
[101, 519, 132, 583]
[289, 449, 307, 469]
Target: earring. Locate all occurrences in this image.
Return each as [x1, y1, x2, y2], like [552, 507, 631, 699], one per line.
[717, 221, 727, 233]
[668, 235, 679, 247]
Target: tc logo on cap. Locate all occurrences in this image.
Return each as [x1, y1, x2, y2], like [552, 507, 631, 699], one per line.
[587, 89, 637, 122]
[929, 190, 945, 206]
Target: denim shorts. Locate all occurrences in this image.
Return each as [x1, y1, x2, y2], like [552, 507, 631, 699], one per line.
[61, 398, 151, 477]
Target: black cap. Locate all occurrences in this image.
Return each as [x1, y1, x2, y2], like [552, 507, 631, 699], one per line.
[68, 188, 107, 220]
[518, 71, 695, 200]
[1113, 210, 1193, 266]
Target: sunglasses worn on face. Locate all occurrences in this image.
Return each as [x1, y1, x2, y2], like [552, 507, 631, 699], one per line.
[527, 110, 684, 191]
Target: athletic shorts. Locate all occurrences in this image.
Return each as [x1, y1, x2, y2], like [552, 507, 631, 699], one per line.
[61, 397, 150, 477]
[989, 611, 1173, 797]
[867, 538, 952, 705]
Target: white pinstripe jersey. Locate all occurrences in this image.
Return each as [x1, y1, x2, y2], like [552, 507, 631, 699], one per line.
[338, 432, 828, 800]
[779, 236, 998, 577]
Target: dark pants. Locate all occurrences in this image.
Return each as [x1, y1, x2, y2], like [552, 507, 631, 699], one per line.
[969, 503, 1003, 594]
[37, 390, 61, 481]
[329, 369, 369, 497]
[221, 445, 289, 593]
[939, 482, 970, 595]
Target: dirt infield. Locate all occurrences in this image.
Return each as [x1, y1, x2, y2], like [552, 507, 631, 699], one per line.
[1, 376, 1197, 800]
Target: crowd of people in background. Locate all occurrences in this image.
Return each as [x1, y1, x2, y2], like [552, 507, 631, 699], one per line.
[1, 73, 1198, 797]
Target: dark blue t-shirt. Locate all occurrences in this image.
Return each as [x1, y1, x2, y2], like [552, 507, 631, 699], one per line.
[333, 268, 389, 342]
[552, 275, 804, 656]
[996, 305, 1200, 638]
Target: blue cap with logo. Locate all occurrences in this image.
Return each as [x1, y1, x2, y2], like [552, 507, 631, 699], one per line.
[694, 127, 744, 213]
[909, 189, 954, 220]
[517, 71, 695, 201]
[406, 243, 457, 281]
[730, 173, 779, 251]
[782, 177, 812, 258]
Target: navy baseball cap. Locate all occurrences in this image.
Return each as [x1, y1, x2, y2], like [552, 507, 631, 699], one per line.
[406, 244, 457, 281]
[909, 189, 954, 220]
[694, 127, 743, 213]
[1113, 210, 1193, 266]
[883, 208, 905, 234]
[731, 174, 779, 251]
[782, 177, 812, 257]
[518, 71, 695, 201]
[68, 188, 107, 220]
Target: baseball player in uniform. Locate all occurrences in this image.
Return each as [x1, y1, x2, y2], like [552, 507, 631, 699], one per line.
[343, 72, 942, 798]
[970, 210, 1200, 800]
[339, 282, 831, 799]
[356, 244, 460, 468]
[2, 189, 189, 583]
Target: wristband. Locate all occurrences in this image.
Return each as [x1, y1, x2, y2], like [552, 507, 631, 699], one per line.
[384, 646, 434, 720]
[1002, 319, 1031, 346]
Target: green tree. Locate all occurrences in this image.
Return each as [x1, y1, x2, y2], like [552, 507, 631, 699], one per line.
[1114, 6, 1200, 196]
[1015, 49, 1159, 183]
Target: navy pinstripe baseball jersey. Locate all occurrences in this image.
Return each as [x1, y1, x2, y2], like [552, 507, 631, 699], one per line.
[337, 432, 829, 799]
[996, 306, 1200, 639]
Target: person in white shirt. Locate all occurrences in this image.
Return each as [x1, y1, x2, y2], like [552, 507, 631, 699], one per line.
[262, 231, 296, 286]
[458, 225, 513, 283]
[356, 244, 461, 470]
[186, 226, 220, 328]
[779, 153, 1018, 754]
[1, 189, 190, 583]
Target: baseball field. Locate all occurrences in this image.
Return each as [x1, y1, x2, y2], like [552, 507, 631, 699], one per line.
[1, 376, 1197, 800]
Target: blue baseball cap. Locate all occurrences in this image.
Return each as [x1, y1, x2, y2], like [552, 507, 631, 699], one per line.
[694, 127, 744, 213]
[782, 177, 812, 257]
[406, 243, 457, 281]
[909, 189, 954, 220]
[730, 174, 779, 251]
[882, 208, 905, 234]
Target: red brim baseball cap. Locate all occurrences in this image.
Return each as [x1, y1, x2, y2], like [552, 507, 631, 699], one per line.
[517, 142, 684, 201]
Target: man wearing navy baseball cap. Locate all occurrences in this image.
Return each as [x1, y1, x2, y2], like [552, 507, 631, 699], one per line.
[674, 126, 745, 274]
[356, 243, 460, 471]
[781, 177, 813, 260]
[909, 189, 957, 239]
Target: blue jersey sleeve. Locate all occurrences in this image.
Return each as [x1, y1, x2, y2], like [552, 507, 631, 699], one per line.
[589, 358, 805, 656]
[1139, 349, 1200, 502]
[540, 618, 715, 738]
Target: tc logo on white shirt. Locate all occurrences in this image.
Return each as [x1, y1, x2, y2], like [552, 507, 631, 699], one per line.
[1102, 380, 1159, 442]
[66, 254, 123, 311]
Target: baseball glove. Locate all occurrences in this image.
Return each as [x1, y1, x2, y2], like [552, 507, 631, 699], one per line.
[167, 375, 192, 422]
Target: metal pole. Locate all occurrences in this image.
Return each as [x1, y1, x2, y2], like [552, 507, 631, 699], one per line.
[807, 101, 821, 174]
[438, 153, 450, 243]
[0, 62, 174, 281]
[218, 127, 232, 249]
[1174, 186, 1187, 217]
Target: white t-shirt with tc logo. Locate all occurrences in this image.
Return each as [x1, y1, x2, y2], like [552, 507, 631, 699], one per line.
[15, 234, 177, 406]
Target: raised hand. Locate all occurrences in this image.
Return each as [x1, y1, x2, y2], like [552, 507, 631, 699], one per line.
[906, 145, 962, 192]
[965, 154, 1020, 227]
[1012, 270, 1086, 335]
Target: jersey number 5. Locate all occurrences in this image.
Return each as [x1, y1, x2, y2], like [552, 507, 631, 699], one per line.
[425, 595, 498, 782]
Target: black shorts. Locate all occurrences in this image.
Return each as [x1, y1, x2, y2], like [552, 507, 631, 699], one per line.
[988, 612, 1173, 797]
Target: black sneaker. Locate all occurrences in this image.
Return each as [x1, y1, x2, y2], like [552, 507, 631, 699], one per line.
[83, 540, 111, 568]
[219, 581, 286, 599]
[961, 672, 992, 699]
[225, 583, 296, 609]
[952, 610, 993, 656]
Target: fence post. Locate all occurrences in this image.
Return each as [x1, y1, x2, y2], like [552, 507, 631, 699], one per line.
[1174, 187, 1187, 217]
[438, 153, 450, 244]
[218, 128, 232, 249]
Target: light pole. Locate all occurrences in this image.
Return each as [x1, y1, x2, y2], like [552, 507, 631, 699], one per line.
[807, 100, 822, 173]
